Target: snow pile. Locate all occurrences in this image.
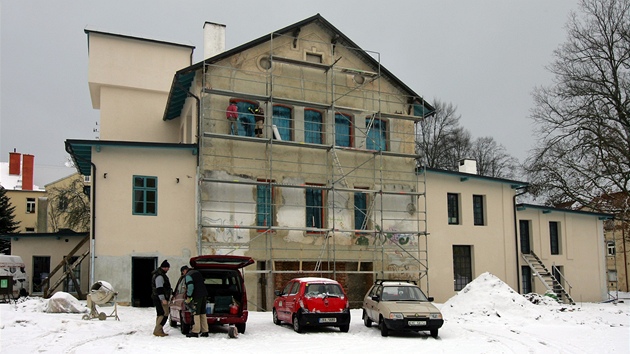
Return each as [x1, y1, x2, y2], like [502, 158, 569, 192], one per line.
[44, 292, 88, 313]
[442, 272, 545, 321]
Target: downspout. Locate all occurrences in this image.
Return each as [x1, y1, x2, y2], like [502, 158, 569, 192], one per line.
[176, 76, 202, 255]
[65, 141, 97, 287]
[513, 186, 528, 294]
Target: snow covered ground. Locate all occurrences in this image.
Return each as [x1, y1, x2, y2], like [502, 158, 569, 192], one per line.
[1, 273, 628, 353]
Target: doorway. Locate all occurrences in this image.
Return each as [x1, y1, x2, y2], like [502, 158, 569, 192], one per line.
[132, 257, 156, 307]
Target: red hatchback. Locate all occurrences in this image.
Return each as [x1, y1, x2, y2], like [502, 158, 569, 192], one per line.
[169, 255, 254, 335]
[272, 277, 350, 333]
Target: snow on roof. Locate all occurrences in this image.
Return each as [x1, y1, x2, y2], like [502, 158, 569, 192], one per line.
[0, 161, 55, 191]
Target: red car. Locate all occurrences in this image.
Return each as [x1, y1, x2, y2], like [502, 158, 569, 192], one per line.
[272, 277, 350, 333]
[169, 255, 254, 334]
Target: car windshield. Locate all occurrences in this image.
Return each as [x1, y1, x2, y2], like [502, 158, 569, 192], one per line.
[305, 283, 343, 298]
[381, 286, 428, 301]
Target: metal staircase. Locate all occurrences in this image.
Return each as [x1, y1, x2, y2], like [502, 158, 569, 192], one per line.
[521, 252, 575, 305]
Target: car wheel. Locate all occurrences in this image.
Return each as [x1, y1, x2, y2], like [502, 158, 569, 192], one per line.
[339, 324, 349, 333]
[292, 314, 303, 333]
[236, 323, 246, 334]
[180, 312, 190, 334]
[379, 317, 389, 337]
[272, 308, 281, 325]
[363, 310, 372, 327]
[430, 328, 438, 338]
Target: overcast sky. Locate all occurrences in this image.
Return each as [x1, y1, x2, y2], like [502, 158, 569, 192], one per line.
[1, 0, 578, 184]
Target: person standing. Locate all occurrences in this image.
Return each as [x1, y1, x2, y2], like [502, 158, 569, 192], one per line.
[181, 265, 209, 337]
[249, 104, 265, 137]
[226, 102, 239, 135]
[151, 260, 172, 337]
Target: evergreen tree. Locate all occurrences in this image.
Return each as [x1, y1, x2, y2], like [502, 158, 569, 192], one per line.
[0, 186, 20, 254]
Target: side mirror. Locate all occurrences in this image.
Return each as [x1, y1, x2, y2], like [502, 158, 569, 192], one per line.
[427, 296, 434, 302]
[274, 290, 282, 296]
[371, 295, 380, 302]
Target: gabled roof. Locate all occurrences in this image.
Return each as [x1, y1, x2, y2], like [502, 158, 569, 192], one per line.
[164, 13, 434, 121]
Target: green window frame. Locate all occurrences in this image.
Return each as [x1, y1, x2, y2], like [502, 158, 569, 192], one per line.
[133, 176, 157, 216]
[256, 182, 273, 228]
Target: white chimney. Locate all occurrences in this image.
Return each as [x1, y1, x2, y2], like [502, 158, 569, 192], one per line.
[459, 159, 477, 174]
[203, 22, 226, 59]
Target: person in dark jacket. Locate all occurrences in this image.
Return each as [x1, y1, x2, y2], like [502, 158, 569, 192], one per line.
[181, 265, 209, 337]
[248, 104, 265, 138]
[151, 259, 172, 336]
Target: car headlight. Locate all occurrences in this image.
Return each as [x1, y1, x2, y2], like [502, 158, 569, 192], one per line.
[429, 313, 442, 320]
[388, 312, 404, 320]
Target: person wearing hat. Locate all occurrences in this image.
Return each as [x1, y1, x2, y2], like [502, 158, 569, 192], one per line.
[151, 260, 172, 336]
[181, 265, 209, 337]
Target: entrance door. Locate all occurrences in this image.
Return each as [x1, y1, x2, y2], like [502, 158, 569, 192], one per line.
[131, 257, 156, 307]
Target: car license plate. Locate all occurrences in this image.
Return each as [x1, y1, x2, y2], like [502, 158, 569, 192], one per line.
[408, 320, 426, 326]
[319, 317, 337, 323]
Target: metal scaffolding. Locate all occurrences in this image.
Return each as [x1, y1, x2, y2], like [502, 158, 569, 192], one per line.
[196, 32, 430, 308]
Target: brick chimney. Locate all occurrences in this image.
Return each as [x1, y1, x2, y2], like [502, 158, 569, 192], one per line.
[21, 154, 34, 191]
[9, 151, 21, 175]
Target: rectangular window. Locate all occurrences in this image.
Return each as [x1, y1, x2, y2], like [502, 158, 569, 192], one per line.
[354, 192, 368, 231]
[335, 112, 352, 147]
[365, 117, 387, 151]
[26, 198, 35, 213]
[25, 227, 35, 233]
[133, 176, 157, 216]
[549, 221, 560, 255]
[521, 266, 532, 294]
[607, 241, 615, 256]
[519, 220, 531, 254]
[447, 193, 460, 225]
[272, 105, 292, 141]
[63, 256, 80, 293]
[305, 53, 323, 63]
[608, 270, 618, 282]
[256, 182, 273, 228]
[306, 185, 324, 231]
[32, 256, 51, 293]
[453, 245, 472, 291]
[472, 195, 485, 226]
[304, 109, 323, 144]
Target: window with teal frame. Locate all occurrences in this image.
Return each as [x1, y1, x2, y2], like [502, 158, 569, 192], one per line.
[133, 176, 157, 215]
[257, 183, 273, 228]
[335, 113, 352, 147]
[354, 192, 367, 231]
[306, 187, 323, 230]
[272, 105, 292, 141]
[366, 117, 387, 151]
[304, 109, 323, 144]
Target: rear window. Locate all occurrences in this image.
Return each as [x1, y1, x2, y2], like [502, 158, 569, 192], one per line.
[305, 283, 343, 296]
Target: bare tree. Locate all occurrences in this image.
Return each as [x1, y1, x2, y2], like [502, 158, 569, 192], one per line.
[471, 137, 520, 179]
[416, 100, 471, 170]
[524, 0, 630, 214]
[47, 177, 90, 232]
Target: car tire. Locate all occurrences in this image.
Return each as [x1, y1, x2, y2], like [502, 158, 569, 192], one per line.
[180, 312, 190, 334]
[339, 324, 349, 333]
[292, 314, 303, 333]
[236, 323, 246, 334]
[379, 317, 389, 337]
[363, 310, 372, 327]
[272, 308, 281, 325]
[430, 328, 438, 338]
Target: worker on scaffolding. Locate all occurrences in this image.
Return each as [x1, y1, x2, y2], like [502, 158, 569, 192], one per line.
[249, 104, 265, 137]
[226, 101, 239, 135]
[151, 260, 172, 337]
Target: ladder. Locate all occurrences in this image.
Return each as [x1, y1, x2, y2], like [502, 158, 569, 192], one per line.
[43, 236, 90, 299]
[331, 149, 348, 188]
[521, 252, 575, 305]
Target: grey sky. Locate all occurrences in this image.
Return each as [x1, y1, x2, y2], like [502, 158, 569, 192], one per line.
[1, 0, 578, 184]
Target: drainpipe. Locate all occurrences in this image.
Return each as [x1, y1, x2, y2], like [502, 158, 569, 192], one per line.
[513, 186, 529, 294]
[65, 141, 97, 286]
[175, 76, 202, 254]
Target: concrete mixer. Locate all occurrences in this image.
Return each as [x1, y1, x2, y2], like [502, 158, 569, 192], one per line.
[82, 281, 119, 321]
